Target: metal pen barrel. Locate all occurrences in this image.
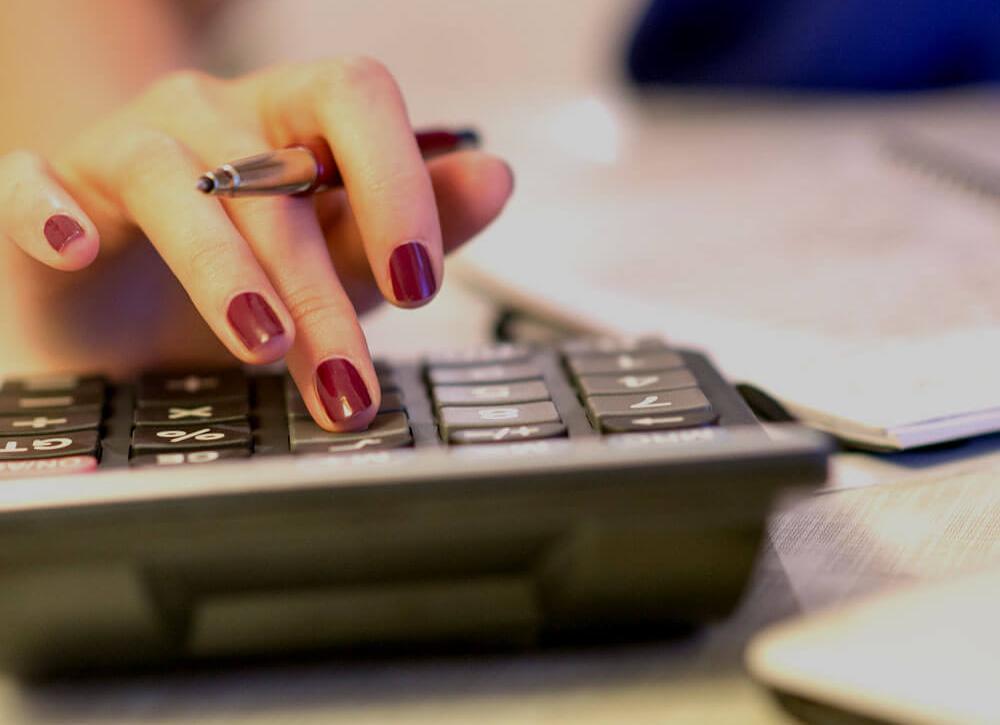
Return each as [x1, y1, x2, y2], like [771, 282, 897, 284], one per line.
[198, 147, 319, 196]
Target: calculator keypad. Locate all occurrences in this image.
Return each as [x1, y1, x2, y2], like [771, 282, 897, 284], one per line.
[0, 336, 728, 473]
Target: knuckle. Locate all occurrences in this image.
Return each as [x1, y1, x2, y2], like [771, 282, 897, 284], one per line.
[116, 128, 186, 188]
[150, 68, 218, 105]
[0, 149, 47, 178]
[315, 55, 393, 97]
[365, 163, 423, 199]
[185, 237, 234, 282]
[283, 282, 346, 330]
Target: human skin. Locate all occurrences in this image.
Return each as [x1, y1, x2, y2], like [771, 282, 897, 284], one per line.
[0, 0, 513, 432]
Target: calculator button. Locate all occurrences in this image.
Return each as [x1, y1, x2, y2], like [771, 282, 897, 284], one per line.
[286, 389, 404, 418]
[292, 433, 413, 456]
[0, 390, 104, 414]
[448, 423, 566, 444]
[130, 422, 252, 453]
[567, 352, 685, 376]
[576, 369, 697, 397]
[585, 388, 712, 419]
[130, 449, 251, 467]
[137, 371, 247, 406]
[438, 401, 560, 430]
[432, 381, 550, 407]
[0, 411, 101, 435]
[0, 430, 100, 460]
[378, 391, 406, 413]
[0, 455, 99, 479]
[605, 427, 724, 447]
[289, 412, 411, 446]
[596, 409, 719, 433]
[0, 375, 105, 397]
[428, 361, 543, 386]
[425, 344, 532, 367]
[134, 401, 249, 426]
[560, 337, 668, 356]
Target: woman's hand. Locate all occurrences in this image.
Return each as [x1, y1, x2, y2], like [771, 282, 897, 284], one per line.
[0, 59, 513, 431]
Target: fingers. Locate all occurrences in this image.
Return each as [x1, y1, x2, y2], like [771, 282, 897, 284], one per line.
[244, 58, 444, 309]
[151, 93, 381, 431]
[317, 151, 515, 298]
[83, 127, 295, 366]
[0, 150, 100, 271]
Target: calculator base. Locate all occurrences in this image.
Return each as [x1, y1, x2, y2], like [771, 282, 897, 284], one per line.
[0, 442, 812, 677]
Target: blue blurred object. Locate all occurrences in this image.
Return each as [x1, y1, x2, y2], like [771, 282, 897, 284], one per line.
[626, 0, 1000, 90]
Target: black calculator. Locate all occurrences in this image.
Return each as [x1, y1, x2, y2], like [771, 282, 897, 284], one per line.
[0, 337, 828, 675]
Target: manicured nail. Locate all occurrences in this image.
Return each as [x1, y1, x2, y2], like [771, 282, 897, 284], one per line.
[315, 358, 372, 423]
[389, 241, 437, 304]
[226, 292, 284, 352]
[43, 214, 84, 253]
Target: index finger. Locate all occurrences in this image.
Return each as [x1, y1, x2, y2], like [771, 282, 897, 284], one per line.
[240, 58, 443, 308]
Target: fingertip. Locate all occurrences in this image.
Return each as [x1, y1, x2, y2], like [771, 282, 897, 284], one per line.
[224, 291, 295, 365]
[387, 239, 439, 309]
[311, 356, 381, 432]
[429, 151, 515, 255]
[41, 213, 100, 271]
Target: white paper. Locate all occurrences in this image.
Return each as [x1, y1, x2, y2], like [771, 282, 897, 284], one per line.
[457, 90, 1000, 448]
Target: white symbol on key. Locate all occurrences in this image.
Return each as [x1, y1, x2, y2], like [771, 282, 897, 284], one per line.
[154, 450, 222, 465]
[327, 437, 383, 453]
[462, 426, 540, 441]
[12, 416, 68, 429]
[168, 406, 213, 420]
[629, 395, 673, 410]
[478, 407, 520, 421]
[156, 428, 225, 443]
[618, 375, 658, 389]
[32, 437, 73, 451]
[1, 441, 28, 453]
[166, 375, 219, 394]
[631, 416, 685, 426]
[472, 386, 511, 400]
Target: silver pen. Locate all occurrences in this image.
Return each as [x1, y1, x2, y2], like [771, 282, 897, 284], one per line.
[197, 128, 479, 197]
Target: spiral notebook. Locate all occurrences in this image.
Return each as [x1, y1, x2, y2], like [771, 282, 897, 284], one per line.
[455, 91, 1000, 450]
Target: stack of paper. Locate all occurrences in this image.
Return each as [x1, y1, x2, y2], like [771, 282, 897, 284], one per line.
[457, 90, 1000, 449]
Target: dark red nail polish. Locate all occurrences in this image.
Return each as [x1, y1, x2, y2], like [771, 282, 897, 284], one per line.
[389, 241, 437, 304]
[43, 214, 84, 253]
[226, 292, 284, 352]
[315, 358, 372, 422]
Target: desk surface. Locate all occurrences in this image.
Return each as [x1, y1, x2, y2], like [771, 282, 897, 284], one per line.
[3, 282, 998, 725]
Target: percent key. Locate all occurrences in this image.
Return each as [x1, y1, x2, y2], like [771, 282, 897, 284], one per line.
[131, 422, 252, 452]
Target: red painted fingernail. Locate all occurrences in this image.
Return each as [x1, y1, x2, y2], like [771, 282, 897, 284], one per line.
[389, 241, 437, 304]
[226, 292, 285, 352]
[43, 214, 84, 253]
[315, 358, 372, 423]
